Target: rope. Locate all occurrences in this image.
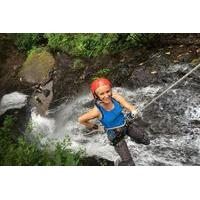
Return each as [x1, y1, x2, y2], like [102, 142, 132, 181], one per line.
[83, 129, 103, 136]
[140, 63, 200, 112]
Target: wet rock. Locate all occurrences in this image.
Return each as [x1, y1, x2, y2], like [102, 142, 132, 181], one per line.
[81, 156, 114, 166]
[143, 88, 200, 136]
[29, 80, 54, 116]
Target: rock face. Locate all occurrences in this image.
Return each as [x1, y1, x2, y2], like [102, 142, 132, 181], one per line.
[15, 48, 56, 116]
[0, 36, 26, 98]
[18, 48, 55, 84]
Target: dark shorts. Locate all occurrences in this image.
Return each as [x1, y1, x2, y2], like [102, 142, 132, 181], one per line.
[106, 123, 150, 166]
[127, 122, 150, 145]
[106, 123, 150, 146]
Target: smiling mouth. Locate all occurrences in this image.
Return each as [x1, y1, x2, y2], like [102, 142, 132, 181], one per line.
[104, 97, 111, 101]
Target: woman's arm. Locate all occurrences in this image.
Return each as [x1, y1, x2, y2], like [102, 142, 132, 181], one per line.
[78, 107, 100, 129]
[112, 93, 138, 113]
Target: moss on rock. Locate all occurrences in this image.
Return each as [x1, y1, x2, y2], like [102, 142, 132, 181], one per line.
[18, 48, 55, 84]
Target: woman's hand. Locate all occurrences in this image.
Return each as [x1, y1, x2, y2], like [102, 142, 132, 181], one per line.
[131, 109, 141, 119]
[92, 124, 104, 132]
[131, 109, 138, 118]
[92, 124, 99, 129]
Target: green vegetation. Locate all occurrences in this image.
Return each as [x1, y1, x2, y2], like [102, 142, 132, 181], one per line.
[8, 33, 45, 51]
[92, 68, 112, 81]
[72, 58, 85, 69]
[44, 33, 119, 57]
[27, 46, 47, 56]
[7, 33, 158, 57]
[0, 116, 85, 166]
[126, 33, 157, 46]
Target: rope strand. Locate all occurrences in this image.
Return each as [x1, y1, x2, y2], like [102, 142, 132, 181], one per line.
[140, 63, 200, 111]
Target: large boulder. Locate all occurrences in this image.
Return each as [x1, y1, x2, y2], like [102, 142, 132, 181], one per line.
[18, 48, 55, 84]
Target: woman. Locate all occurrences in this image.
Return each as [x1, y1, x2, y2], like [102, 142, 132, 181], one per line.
[78, 77, 150, 166]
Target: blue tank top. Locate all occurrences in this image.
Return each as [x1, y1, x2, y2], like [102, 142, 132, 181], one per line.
[95, 98, 125, 129]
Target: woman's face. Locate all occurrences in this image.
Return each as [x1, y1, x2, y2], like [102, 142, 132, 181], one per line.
[95, 85, 112, 104]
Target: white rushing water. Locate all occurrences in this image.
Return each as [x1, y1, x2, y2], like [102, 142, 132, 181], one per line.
[0, 92, 28, 115]
[30, 85, 200, 165]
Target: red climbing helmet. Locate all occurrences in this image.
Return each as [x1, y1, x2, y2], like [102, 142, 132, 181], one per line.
[90, 77, 112, 97]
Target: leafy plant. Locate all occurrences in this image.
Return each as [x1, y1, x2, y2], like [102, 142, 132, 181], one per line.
[8, 33, 45, 51]
[44, 33, 119, 57]
[92, 68, 111, 81]
[0, 115, 85, 166]
[7, 33, 159, 57]
[126, 33, 158, 47]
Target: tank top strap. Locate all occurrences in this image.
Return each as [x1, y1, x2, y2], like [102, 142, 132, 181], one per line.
[112, 98, 120, 107]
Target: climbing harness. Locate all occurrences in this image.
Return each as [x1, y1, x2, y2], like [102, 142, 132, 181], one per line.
[83, 63, 200, 136]
[106, 127, 127, 146]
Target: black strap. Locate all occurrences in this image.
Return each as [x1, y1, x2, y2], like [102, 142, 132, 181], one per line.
[106, 126, 127, 146]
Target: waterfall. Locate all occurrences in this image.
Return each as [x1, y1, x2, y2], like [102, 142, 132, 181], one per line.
[1, 63, 199, 165]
